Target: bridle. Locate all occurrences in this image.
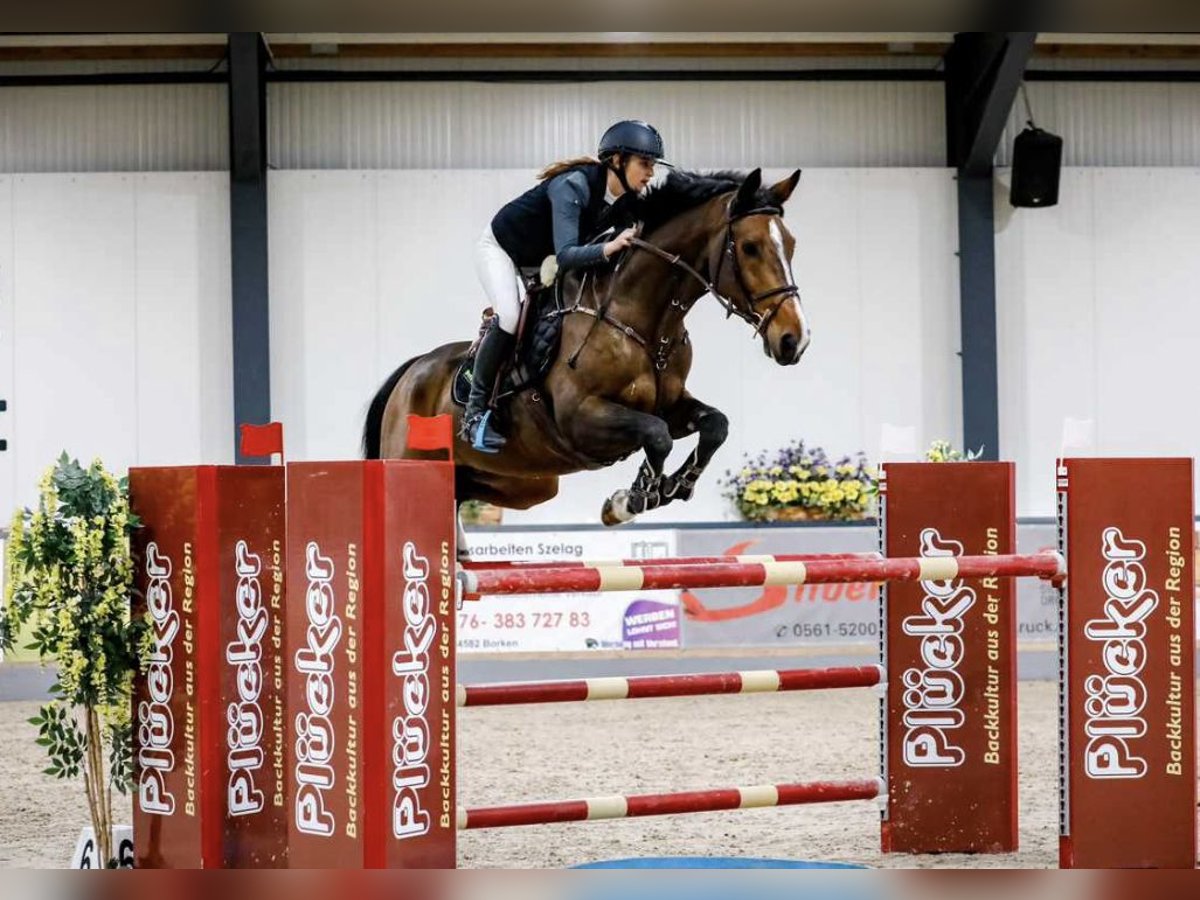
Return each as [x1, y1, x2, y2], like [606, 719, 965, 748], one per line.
[563, 197, 802, 381]
[628, 202, 801, 337]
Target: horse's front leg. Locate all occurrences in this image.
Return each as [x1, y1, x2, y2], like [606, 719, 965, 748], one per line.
[567, 397, 673, 526]
[659, 393, 730, 506]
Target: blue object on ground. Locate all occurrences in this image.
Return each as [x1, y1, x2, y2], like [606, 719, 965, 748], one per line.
[575, 856, 868, 869]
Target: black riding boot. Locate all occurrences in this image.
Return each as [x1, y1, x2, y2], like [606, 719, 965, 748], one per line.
[460, 326, 515, 453]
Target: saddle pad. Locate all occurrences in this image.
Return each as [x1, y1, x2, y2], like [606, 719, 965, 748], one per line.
[452, 299, 564, 408]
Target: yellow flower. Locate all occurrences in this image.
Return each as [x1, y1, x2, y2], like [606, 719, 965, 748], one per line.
[771, 481, 800, 504]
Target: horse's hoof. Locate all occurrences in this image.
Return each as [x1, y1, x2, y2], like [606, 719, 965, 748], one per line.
[601, 491, 634, 527]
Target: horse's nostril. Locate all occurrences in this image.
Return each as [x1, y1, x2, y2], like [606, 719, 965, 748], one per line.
[780, 333, 798, 358]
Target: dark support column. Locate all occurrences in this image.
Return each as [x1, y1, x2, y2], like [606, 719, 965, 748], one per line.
[228, 32, 271, 463]
[945, 32, 1036, 461]
[956, 175, 998, 459]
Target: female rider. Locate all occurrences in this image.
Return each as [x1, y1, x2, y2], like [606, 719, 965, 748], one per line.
[463, 119, 668, 452]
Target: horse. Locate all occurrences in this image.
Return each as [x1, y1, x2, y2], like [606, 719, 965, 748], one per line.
[362, 167, 810, 529]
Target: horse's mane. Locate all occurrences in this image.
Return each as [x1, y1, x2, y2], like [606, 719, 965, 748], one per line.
[635, 169, 776, 234]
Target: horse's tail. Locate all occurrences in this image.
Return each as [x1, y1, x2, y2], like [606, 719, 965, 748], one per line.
[362, 355, 421, 459]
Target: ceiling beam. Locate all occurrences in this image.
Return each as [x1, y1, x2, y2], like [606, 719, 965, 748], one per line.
[265, 41, 950, 59]
[3, 32, 1200, 64]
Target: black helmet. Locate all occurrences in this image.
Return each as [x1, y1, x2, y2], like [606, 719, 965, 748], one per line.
[598, 120, 666, 161]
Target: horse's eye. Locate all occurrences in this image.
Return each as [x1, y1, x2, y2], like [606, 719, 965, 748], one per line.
[742, 241, 760, 257]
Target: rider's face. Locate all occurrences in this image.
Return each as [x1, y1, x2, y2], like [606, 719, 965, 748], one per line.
[623, 155, 657, 193]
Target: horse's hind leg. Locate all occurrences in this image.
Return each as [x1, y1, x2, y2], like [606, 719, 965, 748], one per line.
[659, 393, 730, 507]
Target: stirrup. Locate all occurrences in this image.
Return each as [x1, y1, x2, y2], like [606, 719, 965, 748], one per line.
[468, 410, 506, 454]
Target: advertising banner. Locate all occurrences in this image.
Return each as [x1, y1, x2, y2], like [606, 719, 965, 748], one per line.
[458, 529, 678, 652]
[675, 526, 878, 646]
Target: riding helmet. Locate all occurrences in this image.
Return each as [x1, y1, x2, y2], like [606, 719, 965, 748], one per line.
[598, 120, 666, 161]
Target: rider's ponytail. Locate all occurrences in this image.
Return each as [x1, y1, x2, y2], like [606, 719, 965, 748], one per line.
[537, 156, 600, 181]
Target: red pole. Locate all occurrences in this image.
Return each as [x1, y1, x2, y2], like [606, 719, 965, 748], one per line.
[459, 552, 1065, 597]
[459, 778, 883, 829]
[458, 665, 883, 707]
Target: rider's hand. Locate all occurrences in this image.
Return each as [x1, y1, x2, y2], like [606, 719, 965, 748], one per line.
[603, 227, 638, 259]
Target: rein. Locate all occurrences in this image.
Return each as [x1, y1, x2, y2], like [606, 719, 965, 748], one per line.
[564, 203, 801, 375]
[628, 205, 800, 337]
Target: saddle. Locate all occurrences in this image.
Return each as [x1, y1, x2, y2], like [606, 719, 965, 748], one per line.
[452, 262, 567, 414]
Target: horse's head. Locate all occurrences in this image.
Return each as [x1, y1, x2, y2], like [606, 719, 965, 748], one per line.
[708, 168, 810, 366]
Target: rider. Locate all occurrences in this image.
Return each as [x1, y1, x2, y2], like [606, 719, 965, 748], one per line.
[462, 119, 668, 453]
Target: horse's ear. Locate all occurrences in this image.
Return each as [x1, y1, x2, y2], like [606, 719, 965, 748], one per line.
[769, 169, 802, 206]
[734, 168, 763, 212]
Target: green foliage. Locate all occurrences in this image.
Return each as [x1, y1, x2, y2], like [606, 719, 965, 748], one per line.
[3, 453, 146, 703]
[2, 453, 148, 865]
[107, 718, 136, 796]
[30, 701, 85, 780]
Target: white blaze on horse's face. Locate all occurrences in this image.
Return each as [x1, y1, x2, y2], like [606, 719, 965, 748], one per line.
[768, 219, 811, 365]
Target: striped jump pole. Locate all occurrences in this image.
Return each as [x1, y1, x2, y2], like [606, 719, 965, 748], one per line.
[458, 778, 885, 830]
[459, 552, 880, 571]
[457, 664, 883, 707]
[459, 552, 1065, 598]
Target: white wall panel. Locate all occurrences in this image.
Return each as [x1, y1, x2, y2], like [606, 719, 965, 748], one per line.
[6, 174, 231, 512]
[13, 175, 139, 493]
[269, 171, 381, 461]
[1091, 170, 1200, 458]
[997, 168, 1200, 516]
[269, 81, 944, 170]
[858, 169, 961, 453]
[0, 86, 227, 173]
[134, 174, 233, 465]
[996, 170, 1097, 515]
[269, 168, 961, 524]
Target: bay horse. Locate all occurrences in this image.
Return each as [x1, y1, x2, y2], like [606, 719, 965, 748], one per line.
[362, 167, 810, 527]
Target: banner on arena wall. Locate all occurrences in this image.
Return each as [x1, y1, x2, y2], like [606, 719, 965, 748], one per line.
[676, 523, 1080, 648]
[458, 529, 678, 652]
[675, 526, 878, 646]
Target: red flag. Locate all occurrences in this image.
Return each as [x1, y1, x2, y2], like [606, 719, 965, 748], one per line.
[406, 414, 454, 457]
[240, 421, 284, 460]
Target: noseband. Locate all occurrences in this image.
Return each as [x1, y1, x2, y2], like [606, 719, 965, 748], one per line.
[629, 204, 801, 338]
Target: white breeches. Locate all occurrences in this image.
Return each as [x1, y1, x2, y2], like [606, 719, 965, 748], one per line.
[475, 225, 522, 334]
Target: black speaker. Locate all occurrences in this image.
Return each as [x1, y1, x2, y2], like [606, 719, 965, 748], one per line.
[1010, 125, 1063, 208]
